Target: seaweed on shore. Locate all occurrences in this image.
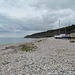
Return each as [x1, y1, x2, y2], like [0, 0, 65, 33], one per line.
[5, 43, 37, 52]
[22, 44, 37, 52]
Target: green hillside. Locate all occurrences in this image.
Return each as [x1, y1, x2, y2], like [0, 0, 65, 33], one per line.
[24, 24, 75, 38]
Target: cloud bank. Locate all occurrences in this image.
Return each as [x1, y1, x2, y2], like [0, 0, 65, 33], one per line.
[0, 0, 75, 37]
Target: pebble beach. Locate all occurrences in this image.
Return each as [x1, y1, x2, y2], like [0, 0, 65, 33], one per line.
[0, 37, 75, 75]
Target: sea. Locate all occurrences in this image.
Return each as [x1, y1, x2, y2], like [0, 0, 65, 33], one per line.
[0, 38, 35, 45]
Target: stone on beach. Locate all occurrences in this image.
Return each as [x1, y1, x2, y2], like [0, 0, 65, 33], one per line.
[0, 37, 75, 75]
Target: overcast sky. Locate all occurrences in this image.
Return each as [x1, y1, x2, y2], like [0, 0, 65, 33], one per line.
[0, 0, 75, 38]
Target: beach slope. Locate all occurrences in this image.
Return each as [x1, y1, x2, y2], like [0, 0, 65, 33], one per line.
[0, 38, 75, 75]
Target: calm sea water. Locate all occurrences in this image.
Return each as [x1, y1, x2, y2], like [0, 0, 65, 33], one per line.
[0, 38, 35, 45]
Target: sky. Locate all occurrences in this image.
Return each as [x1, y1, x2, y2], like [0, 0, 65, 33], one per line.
[0, 0, 75, 38]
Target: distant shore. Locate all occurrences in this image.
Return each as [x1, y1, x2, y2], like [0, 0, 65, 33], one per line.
[0, 37, 75, 74]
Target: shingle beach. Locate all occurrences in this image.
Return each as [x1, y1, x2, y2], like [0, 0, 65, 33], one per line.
[0, 38, 75, 75]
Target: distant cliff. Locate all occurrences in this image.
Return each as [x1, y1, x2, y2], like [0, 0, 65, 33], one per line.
[24, 25, 75, 38]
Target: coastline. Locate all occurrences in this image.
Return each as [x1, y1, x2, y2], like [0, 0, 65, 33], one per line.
[0, 38, 35, 45]
[0, 37, 75, 74]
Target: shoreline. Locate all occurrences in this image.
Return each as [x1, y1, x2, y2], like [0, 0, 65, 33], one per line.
[0, 38, 35, 45]
[0, 37, 75, 74]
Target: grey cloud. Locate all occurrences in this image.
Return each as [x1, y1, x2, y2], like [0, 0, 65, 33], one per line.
[33, 0, 75, 10]
[0, 9, 74, 32]
[0, 0, 75, 37]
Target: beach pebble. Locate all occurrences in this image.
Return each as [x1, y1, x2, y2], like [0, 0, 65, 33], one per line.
[0, 38, 75, 74]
